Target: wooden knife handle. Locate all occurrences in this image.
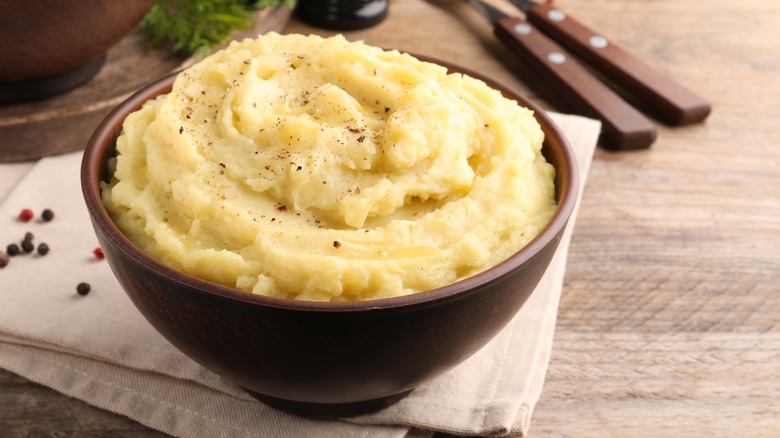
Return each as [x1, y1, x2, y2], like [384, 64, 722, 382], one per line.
[526, 4, 711, 126]
[495, 17, 657, 150]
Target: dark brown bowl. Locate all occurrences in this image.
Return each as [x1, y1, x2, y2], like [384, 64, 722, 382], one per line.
[81, 57, 579, 418]
[0, 0, 155, 103]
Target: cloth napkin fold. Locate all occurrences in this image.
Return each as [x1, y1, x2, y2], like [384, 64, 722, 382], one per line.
[0, 113, 599, 438]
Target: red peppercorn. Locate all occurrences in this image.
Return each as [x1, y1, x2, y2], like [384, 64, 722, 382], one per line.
[18, 209, 33, 222]
[93, 247, 105, 260]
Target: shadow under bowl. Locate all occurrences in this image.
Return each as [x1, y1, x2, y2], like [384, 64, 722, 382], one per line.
[81, 56, 579, 418]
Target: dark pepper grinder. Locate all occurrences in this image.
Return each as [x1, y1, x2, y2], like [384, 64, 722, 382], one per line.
[295, 0, 389, 30]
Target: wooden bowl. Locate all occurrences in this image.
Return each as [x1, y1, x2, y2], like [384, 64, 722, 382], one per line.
[81, 57, 579, 418]
[0, 0, 155, 102]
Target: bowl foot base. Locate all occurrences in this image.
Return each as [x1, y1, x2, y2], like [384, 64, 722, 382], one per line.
[243, 388, 414, 418]
[0, 54, 106, 104]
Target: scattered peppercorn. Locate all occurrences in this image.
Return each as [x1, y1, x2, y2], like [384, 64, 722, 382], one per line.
[18, 209, 34, 222]
[6, 243, 20, 256]
[24, 232, 34, 242]
[0, 254, 8, 268]
[21, 240, 34, 253]
[93, 247, 105, 260]
[41, 209, 54, 222]
[37, 243, 49, 256]
[76, 282, 91, 296]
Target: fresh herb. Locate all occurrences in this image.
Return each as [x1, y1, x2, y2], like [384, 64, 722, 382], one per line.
[140, 0, 296, 58]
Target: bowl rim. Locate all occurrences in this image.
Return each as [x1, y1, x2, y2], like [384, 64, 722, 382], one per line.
[81, 54, 579, 313]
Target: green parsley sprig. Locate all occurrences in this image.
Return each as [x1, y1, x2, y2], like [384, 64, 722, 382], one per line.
[140, 0, 296, 58]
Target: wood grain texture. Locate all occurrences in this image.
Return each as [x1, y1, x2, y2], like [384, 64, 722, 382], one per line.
[1, 0, 779, 436]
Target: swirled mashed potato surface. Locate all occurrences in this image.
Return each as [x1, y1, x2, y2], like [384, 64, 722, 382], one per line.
[101, 33, 557, 301]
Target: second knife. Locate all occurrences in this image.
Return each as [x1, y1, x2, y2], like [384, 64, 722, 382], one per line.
[468, 0, 657, 150]
[510, 0, 711, 125]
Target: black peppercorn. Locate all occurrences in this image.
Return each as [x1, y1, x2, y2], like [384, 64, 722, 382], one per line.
[76, 282, 91, 296]
[6, 243, 20, 256]
[0, 254, 8, 268]
[21, 240, 34, 253]
[41, 209, 55, 222]
[24, 232, 34, 241]
[37, 243, 49, 256]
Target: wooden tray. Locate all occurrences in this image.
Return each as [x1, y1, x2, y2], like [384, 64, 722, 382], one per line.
[0, 6, 292, 163]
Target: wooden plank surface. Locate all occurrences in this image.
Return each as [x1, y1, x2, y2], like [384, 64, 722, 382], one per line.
[2, 0, 779, 436]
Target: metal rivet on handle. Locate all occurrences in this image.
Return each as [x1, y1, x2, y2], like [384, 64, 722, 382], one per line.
[513, 23, 532, 35]
[589, 35, 608, 48]
[548, 9, 566, 22]
[548, 52, 566, 64]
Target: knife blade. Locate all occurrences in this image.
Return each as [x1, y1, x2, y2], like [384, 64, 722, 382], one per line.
[509, 0, 711, 125]
[468, 0, 657, 150]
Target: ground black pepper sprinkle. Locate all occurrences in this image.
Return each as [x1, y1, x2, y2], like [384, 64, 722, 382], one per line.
[21, 240, 34, 253]
[41, 209, 54, 222]
[6, 243, 20, 256]
[37, 243, 49, 256]
[76, 282, 91, 296]
[333, 241, 342, 249]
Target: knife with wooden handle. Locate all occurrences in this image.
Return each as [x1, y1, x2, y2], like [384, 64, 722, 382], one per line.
[511, 0, 711, 125]
[468, 0, 657, 150]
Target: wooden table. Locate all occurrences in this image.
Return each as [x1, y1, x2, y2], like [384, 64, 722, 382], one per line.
[2, 0, 778, 436]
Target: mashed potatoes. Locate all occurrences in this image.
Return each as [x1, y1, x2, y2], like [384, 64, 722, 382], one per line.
[101, 33, 556, 301]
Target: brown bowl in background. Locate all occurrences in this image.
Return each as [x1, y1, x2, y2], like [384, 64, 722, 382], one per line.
[0, 0, 155, 103]
[81, 57, 579, 418]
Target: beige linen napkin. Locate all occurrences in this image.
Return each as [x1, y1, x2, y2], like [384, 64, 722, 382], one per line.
[0, 113, 599, 438]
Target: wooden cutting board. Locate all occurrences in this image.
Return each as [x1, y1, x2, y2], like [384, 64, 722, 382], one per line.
[0, 6, 292, 163]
